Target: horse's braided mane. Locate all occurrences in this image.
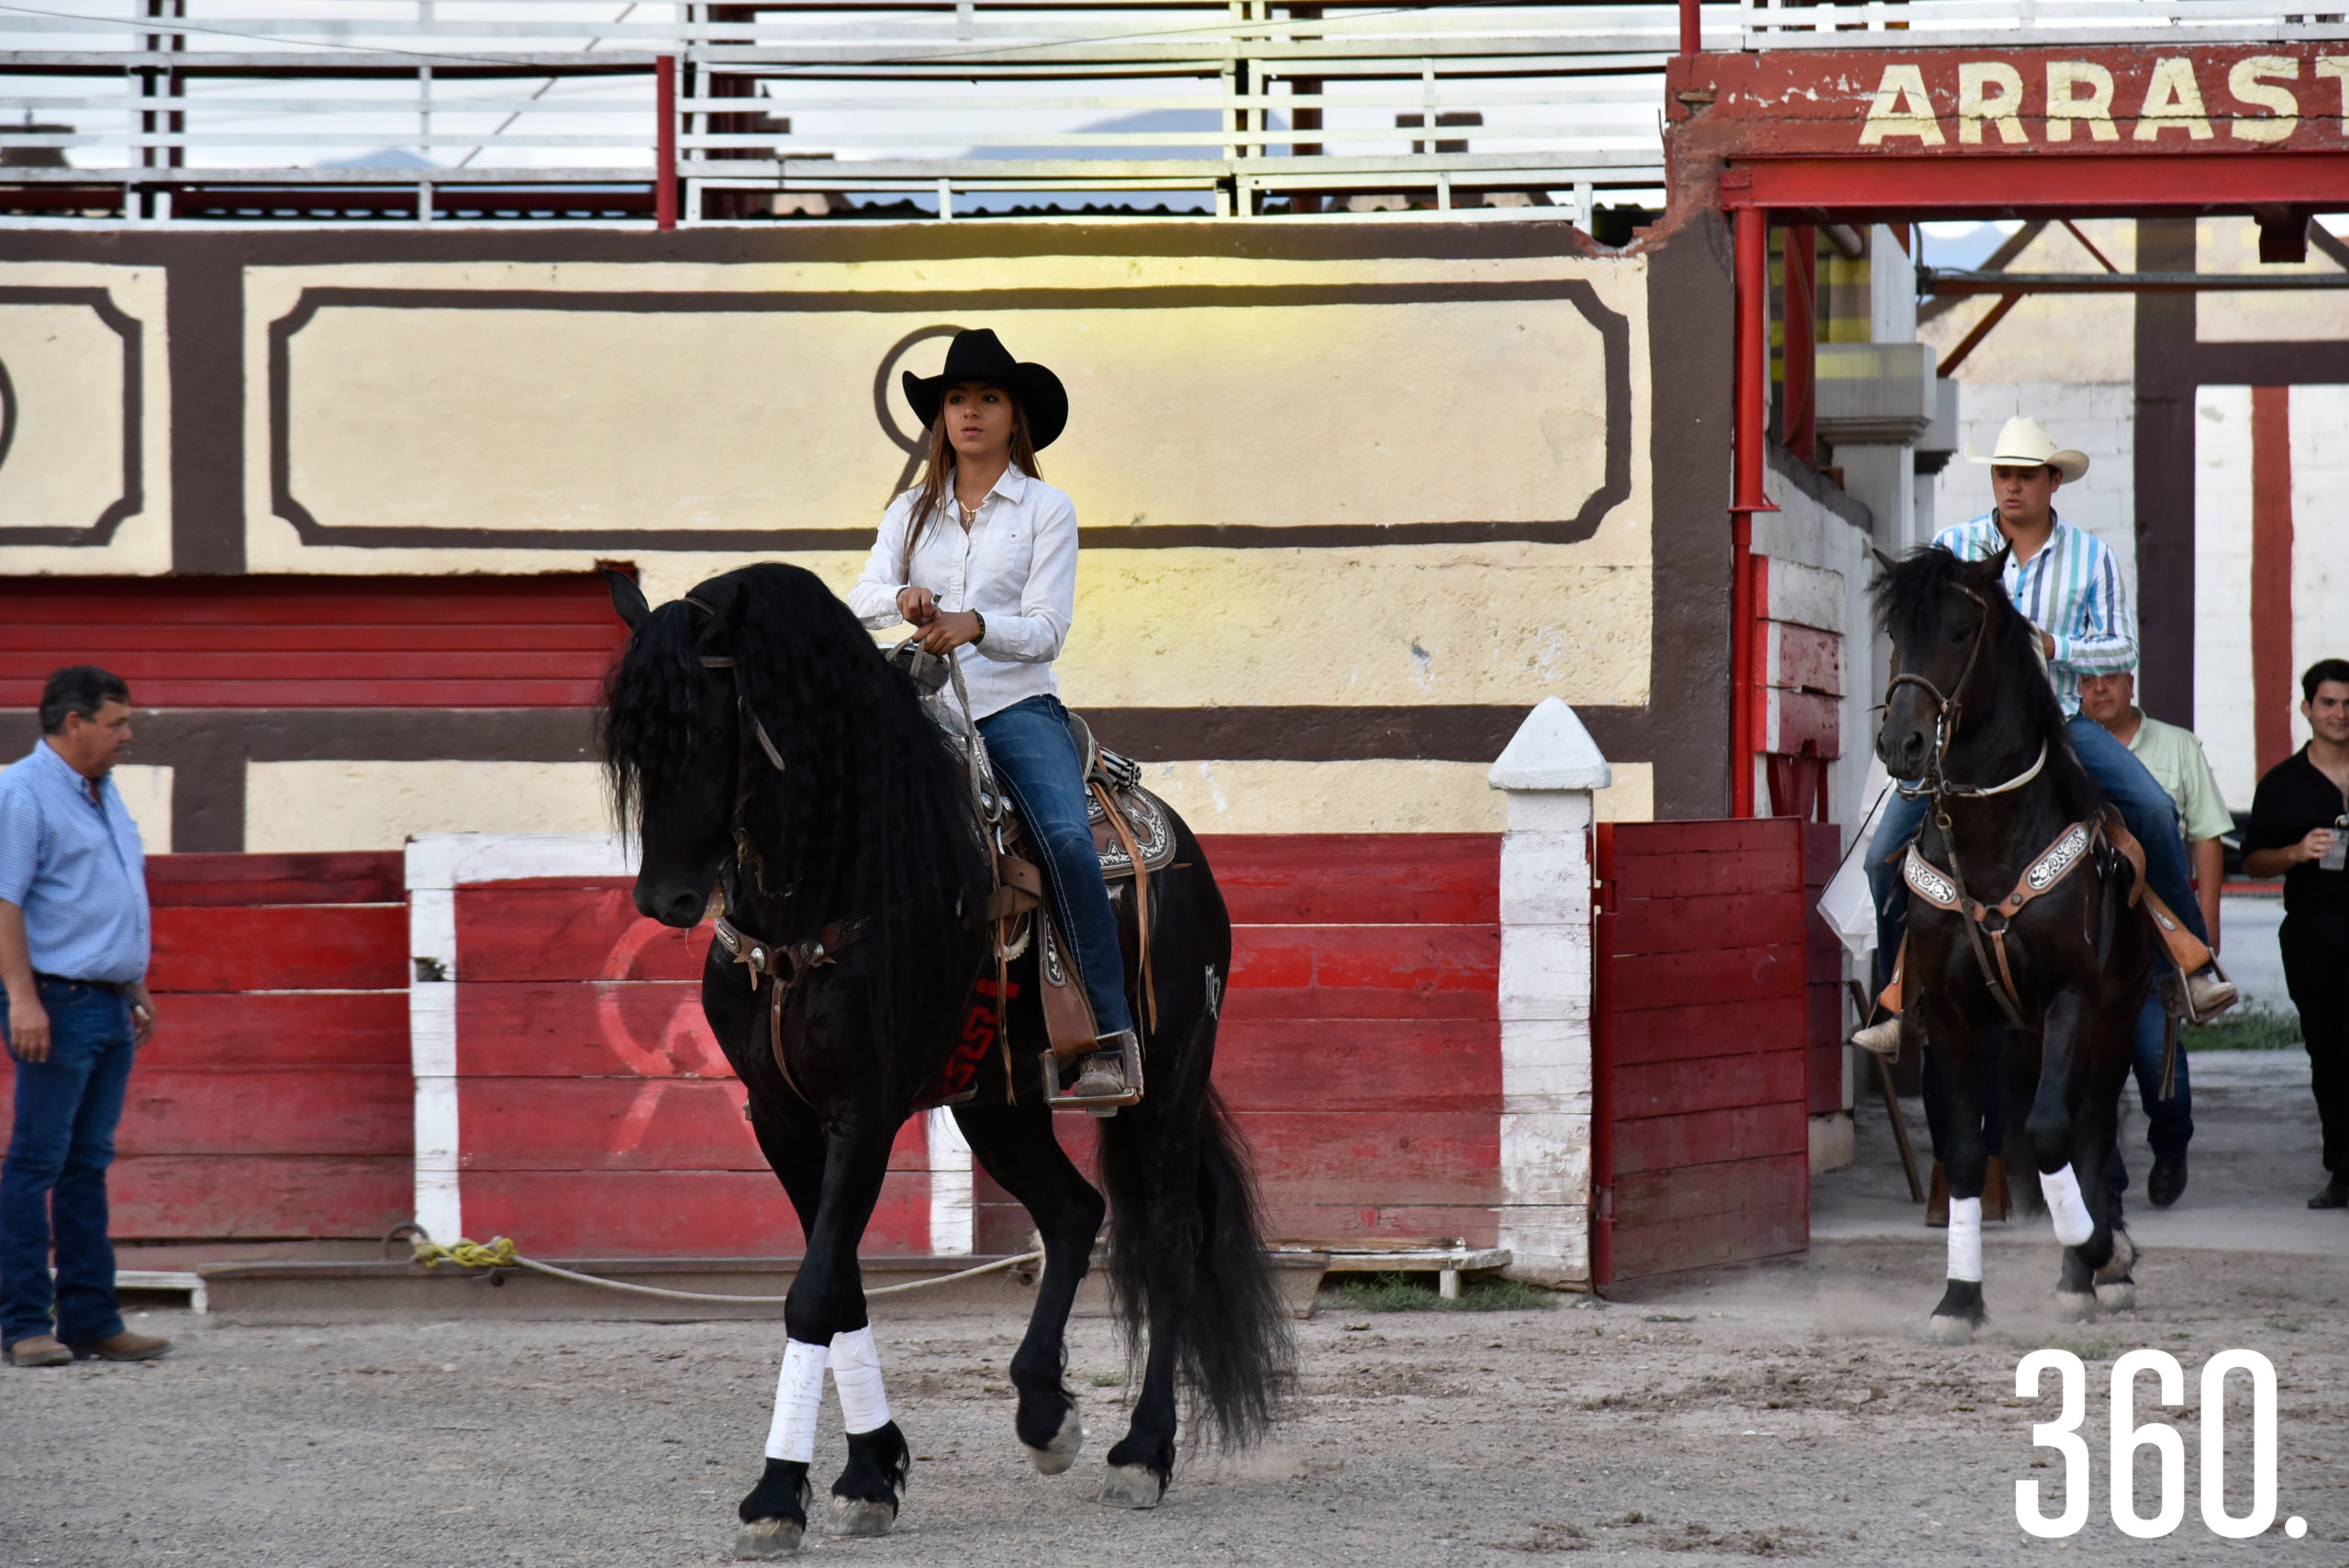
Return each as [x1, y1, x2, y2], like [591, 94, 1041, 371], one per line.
[1872, 544, 2104, 822]
[603, 563, 990, 1039]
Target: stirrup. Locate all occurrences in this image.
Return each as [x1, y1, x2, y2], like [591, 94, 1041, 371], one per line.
[1040, 1030, 1142, 1117]
[2177, 960, 2238, 1027]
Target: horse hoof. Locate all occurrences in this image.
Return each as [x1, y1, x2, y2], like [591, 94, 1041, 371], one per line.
[733, 1518, 804, 1560]
[1098, 1462, 1164, 1509]
[2095, 1279, 2138, 1311]
[1923, 1314, 1976, 1346]
[2096, 1232, 2138, 1284]
[2054, 1291, 2099, 1323]
[827, 1497, 896, 1538]
[1025, 1404, 1085, 1475]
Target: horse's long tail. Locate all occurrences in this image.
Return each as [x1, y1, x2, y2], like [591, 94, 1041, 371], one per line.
[1099, 1075, 1295, 1448]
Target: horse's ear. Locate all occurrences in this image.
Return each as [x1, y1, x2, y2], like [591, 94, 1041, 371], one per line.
[694, 575, 750, 655]
[605, 569, 650, 629]
[1968, 542, 2013, 585]
[1870, 546, 1900, 573]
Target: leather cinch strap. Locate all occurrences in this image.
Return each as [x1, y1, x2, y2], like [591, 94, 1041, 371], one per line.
[715, 911, 868, 1106]
[1902, 815, 2110, 1029]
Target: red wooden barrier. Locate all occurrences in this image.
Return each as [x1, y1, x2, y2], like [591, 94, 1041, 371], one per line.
[1593, 819, 1812, 1286]
[444, 834, 1505, 1259]
[0, 576, 627, 709]
[0, 852, 412, 1241]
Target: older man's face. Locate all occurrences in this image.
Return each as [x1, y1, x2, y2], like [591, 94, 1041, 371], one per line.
[2078, 671, 2135, 727]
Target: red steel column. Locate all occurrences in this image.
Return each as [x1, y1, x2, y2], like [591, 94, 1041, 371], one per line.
[1729, 204, 1777, 817]
[1679, 0, 1701, 54]
[656, 54, 679, 231]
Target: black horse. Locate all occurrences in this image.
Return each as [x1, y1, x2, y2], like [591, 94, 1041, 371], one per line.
[1874, 546, 2153, 1343]
[600, 563, 1289, 1555]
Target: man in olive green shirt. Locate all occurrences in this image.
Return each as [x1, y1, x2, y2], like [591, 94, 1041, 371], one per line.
[2081, 670, 2232, 1207]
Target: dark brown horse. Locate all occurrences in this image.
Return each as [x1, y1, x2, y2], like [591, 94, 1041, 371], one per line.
[1875, 546, 2153, 1342]
[601, 564, 1290, 1556]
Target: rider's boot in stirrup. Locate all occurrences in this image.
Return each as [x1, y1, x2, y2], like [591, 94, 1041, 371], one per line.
[1851, 1013, 1902, 1059]
[1068, 1032, 1135, 1098]
[2184, 964, 2238, 1023]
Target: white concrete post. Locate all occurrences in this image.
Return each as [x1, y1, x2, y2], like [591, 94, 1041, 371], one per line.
[1486, 697, 1609, 1287]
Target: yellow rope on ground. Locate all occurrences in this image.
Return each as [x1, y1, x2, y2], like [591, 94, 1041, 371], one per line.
[411, 1236, 1044, 1304]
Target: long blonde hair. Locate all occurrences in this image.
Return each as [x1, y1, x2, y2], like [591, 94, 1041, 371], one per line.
[906, 387, 1042, 554]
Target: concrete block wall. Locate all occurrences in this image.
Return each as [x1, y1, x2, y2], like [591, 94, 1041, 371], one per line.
[1931, 380, 2138, 589]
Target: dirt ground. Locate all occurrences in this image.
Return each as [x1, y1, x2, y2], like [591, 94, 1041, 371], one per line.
[9, 1047, 2348, 1567]
[2, 1236, 2342, 1568]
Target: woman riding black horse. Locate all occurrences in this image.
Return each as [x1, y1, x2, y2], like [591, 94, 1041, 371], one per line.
[601, 328, 1288, 1557]
[849, 328, 1135, 1102]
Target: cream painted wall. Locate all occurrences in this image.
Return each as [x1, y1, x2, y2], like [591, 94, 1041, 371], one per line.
[2198, 218, 2349, 344]
[1142, 757, 1650, 836]
[112, 764, 173, 854]
[239, 252, 1652, 581]
[1917, 219, 2136, 386]
[239, 753, 1651, 852]
[0, 261, 173, 575]
[245, 762, 612, 852]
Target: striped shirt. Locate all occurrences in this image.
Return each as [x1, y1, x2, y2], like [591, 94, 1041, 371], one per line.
[1932, 513, 2135, 716]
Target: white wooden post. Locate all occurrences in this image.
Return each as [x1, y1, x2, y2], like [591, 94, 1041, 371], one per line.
[1486, 697, 1609, 1287]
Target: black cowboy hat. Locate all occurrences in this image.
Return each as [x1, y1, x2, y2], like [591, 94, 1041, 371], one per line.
[901, 328, 1068, 450]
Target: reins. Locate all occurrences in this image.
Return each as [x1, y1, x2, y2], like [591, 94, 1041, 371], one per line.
[686, 598, 868, 1108]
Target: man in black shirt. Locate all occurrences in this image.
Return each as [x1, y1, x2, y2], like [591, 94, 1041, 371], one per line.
[2243, 658, 2349, 1208]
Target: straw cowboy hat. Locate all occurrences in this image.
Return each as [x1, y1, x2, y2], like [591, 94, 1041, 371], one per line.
[902, 328, 1069, 450]
[1964, 416, 2089, 483]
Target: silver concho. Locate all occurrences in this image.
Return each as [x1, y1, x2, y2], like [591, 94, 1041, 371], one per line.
[2025, 824, 2091, 892]
[1903, 846, 1959, 907]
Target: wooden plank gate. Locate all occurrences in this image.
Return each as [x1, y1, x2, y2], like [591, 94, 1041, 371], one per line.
[0, 852, 413, 1248]
[1589, 817, 1838, 1288]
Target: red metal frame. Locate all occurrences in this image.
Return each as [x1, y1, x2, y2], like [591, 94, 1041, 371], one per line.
[655, 53, 679, 230]
[1589, 822, 1616, 1288]
[1694, 39, 2349, 817]
[1728, 206, 1778, 817]
[1728, 152, 2349, 217]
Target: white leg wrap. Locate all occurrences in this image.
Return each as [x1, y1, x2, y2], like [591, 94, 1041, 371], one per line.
[1946, 1196, 1983, 1283]
[764, 1339, 829, 1462]
[2041, 1162, 2095, 1247]
[829, 1325, 893, 1436]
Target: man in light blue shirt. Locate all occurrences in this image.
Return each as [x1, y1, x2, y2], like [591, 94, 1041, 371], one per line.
[0, 665, 169, 1367]
[1854, 417, 2236, 1062]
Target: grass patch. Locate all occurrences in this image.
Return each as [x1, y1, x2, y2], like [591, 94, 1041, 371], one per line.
[1317, 1271, 1560, 1314]
[1087, 1372, 1123, 1387]
[2185, 1004, 2302, 1052]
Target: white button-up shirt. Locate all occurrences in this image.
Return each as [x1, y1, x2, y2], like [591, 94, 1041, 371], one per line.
[847, 463, 1076, 721]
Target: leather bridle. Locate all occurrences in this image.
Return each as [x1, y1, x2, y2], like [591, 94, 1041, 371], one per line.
[1885, 580, 2062, 1029]
[684, 597, 864, 1106]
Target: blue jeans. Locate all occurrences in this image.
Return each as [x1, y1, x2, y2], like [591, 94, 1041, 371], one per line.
[2108, 994, 2192, 1195]
[977, 695, 1135, 1040]
[2, 978, 135, 1346]
[1869, 711, 2210, 993]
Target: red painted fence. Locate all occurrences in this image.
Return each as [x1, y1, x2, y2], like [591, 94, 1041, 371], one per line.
[442, 835, 1504, 1257]
[0, 852, 413, 1240]
[1591, 818, 1831, 1286]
